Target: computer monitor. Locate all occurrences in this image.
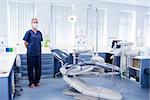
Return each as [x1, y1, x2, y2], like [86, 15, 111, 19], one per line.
[111, 40, 121, 48]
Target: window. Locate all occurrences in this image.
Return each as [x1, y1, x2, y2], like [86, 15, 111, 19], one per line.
[144, 14, 150, 47]
[135, 29, 144, 47]
[8, 1, 34, 47]
[86, 8, 106, 50]
[50, 4, 72, 49]
[0, 2, 7, 48]
[119, 11, 136, 43]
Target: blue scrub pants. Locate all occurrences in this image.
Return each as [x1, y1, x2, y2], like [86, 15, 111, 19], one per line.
[27, 53, 41, 85]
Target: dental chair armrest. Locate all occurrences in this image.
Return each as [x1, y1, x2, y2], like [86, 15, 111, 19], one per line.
[52, 52, 64, 66]
[74, 57, 86, 63]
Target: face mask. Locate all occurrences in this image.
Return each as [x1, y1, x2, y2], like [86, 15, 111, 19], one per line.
[32, 23, 38, 29]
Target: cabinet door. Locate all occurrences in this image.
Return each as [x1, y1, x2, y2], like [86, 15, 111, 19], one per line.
[0, 78, 9, 100]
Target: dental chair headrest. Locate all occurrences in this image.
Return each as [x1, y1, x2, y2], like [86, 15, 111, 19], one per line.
[15, 54, 21, 67]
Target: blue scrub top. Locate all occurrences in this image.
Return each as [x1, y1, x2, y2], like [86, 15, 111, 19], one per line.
[23, 30, 43, 56]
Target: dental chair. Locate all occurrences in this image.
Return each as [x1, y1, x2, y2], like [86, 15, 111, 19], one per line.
[51, 49, 122, 100]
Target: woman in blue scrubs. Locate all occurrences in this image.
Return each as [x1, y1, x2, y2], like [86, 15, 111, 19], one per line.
[23, 18, 43, 88]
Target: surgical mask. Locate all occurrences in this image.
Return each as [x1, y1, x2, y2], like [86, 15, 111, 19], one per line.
[32, 23, 38, 29]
